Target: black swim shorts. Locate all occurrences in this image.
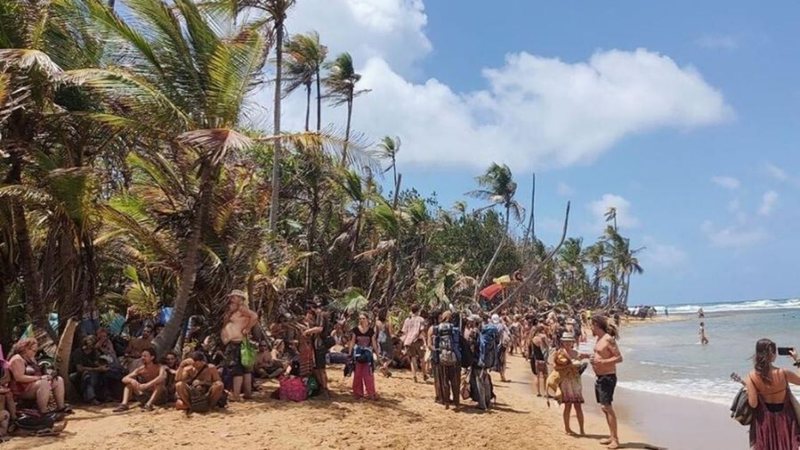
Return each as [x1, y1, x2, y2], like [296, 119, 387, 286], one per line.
[224, 341, 252, 376]
[595, 373, 617, 405]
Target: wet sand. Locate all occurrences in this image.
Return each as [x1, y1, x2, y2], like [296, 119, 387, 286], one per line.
[5, 355, 652, 450]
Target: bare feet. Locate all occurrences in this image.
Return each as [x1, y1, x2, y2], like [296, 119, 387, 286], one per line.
[599, 438, 612, 445]
[606, 441, 620, 449]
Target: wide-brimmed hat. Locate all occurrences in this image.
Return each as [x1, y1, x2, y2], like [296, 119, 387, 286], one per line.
[491, 314, 501, 324]
[227, 289, 247, 300]
[561, 332, 575, 343]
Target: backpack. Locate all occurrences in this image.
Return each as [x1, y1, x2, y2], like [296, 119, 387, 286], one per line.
[478, 324, 499, 369]
[434, 323, 461, 366]
[353, 345, 373, 364]
[730, 387, 753, 425]
[15, 411, 57, 432]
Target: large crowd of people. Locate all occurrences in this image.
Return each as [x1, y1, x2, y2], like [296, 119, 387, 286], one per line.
[0, 289, 628, 448]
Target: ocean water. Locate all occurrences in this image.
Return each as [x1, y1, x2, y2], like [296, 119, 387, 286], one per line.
[591, 299, 800, 406]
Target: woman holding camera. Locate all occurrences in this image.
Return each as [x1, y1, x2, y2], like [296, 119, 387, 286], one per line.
[349, 314, 379, 400]
[745, 338, 800, 449]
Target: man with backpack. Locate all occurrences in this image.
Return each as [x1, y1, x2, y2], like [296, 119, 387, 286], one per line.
[432, 311, 462, 409]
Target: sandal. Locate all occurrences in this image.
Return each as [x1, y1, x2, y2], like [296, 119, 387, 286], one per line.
[142, 404, 154, 412]
[112, 404, 129, 413]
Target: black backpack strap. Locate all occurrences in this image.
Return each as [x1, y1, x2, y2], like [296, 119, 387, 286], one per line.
[189, 364, 208, 385]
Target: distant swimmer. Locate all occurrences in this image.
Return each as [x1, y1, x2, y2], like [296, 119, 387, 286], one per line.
[699, 322, 709, 345]
[698, 308, 705, 319]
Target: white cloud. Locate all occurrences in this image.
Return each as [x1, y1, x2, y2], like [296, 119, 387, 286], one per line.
[764, 163, 789, 182]
[701, 221, 767, 249]
[272, 1, 733, 170]
[589, 194, 639, 231]
[711, 176, 740, 190]
[758, 190, 778, 216]
[286, 0, 430, 76]
[641, 237, 687, 269]
[557, 182, 574, 196]
[696, 35, 739, 51]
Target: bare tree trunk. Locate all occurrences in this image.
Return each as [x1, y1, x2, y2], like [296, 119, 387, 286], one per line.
[0, 282, 10, 352]
[392, 173, 402, 209]
[268, 20, 285, 232]
[304, 181, 319, 293]
[490, 202, 571, 314]
[524, 172, 535, 246]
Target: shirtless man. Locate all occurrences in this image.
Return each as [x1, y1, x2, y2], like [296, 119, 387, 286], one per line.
[585, 315, 624, 449]
[175, 352, 224, 412]
[220, 290, 259, 401]
[114, 347, 166, 412]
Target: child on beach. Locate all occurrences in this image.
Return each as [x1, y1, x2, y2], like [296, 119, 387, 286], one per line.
[553, 333, 585, 436]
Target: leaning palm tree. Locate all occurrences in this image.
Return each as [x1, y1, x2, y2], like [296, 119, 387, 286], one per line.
[325, 52, 367, 166]
[283, 31, 327, 132]
[68, 0, 269, 353]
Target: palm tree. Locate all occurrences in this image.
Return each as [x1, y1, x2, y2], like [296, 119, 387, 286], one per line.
[68, 0, 268, 353]
[605, 207, 618, 231]
[283, 31, 327, 132]
[468, 163, 524, 233]
[325, 53, 367, 166]
[378, 136, 401, 206]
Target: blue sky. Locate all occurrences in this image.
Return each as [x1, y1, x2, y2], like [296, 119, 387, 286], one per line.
[280, 0, 800, 305]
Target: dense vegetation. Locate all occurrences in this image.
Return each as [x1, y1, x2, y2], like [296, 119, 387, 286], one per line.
[0, 0, 642, 354]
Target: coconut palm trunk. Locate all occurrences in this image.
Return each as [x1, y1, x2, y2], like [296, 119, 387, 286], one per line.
[269, 17, 285, 232]
[153, 162, 215, 354]
[304, 83, 311, 131]
[342, 97, 353, 166]
[316, 70, 322, 131]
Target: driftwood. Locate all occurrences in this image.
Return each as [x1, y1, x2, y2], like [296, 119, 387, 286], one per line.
[489, 202, 570, 315]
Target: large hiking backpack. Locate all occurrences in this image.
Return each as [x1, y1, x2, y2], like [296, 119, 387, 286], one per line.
[478, 324, 499, 369]
[434, 323, 461, 366]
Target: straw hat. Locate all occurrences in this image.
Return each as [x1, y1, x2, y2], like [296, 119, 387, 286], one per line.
[561, 332, 575, 343]
[227, 289, 247, 300]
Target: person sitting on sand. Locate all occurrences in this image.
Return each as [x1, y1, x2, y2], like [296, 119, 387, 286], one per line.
[175, 352, 225, 412]
[0, 364, 16, 439]
[401, 305, 426, 383]
[554, 332, 586, 436]
[699, 322, 709, 345]
[746, 339, 800, 449]
[8, 338, 69, 414]
[220, 289, 259, 402]
[587, 315, 623, 449]
[70, 335, 111, 405]
[529, 325, 549, 397]
[350, 313, 379, 400]
[254, 342, 286, 379]
[114, 347, 166, 412]
[163, 351, 180, 402]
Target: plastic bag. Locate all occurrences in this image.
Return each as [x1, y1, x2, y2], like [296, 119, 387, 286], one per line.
[240, 336, 256, 371]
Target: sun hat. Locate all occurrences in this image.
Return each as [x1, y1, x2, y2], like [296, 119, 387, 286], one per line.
[561, 332, 575, 343]
[228, 289, 247, 299]
[491, 314, 501, 324]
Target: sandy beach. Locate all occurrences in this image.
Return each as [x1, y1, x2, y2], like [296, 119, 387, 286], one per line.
[5, 355, 656, 450]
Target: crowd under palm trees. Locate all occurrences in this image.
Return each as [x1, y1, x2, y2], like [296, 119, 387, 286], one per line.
[0, 0, 643, 355]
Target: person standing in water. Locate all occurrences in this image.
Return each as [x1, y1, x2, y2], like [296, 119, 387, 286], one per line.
[586, 315, 623, 449]
[699, 322, 709, 345]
